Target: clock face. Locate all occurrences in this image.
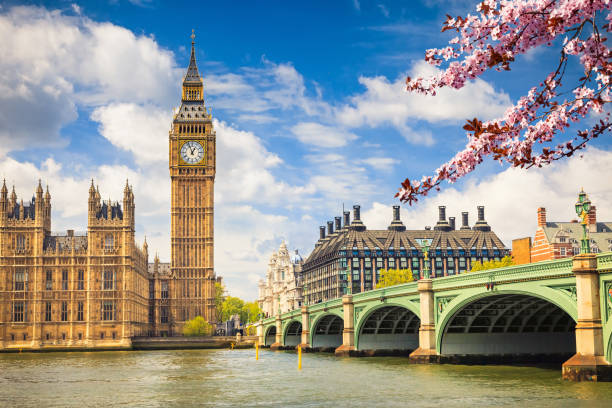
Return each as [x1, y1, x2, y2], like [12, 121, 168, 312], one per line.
[180, 141, 204, 165]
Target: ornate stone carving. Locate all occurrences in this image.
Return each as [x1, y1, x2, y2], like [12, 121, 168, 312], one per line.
[436, 296, 456, 316]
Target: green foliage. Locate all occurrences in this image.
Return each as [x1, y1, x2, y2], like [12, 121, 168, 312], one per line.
[182, 316, 212, 337]
[470, 256, 514, 272]
[214, 282, 226, 313]
[376, 268, 414, 289]
[220, 296, 244, 322]
[242, 301, 261, 323]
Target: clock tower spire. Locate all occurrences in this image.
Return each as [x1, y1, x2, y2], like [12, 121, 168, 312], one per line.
[168, 31, 217, 333]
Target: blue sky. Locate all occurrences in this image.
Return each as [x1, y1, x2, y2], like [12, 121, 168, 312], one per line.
[1, 0, 611, 299]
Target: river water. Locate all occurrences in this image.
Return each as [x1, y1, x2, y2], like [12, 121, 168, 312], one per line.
[2, 349, 612, 407]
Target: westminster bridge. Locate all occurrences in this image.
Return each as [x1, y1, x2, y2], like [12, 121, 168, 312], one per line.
[256, 253, 612, 381]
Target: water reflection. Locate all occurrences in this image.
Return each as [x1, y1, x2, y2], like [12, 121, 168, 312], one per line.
[1, 349, 612, 407]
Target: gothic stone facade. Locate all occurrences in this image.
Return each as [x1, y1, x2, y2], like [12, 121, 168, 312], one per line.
[0, 181, 149, 350]
[303, 205, 510, 304]
[258, 242, 303, 318]
[167, 36, 217, 333]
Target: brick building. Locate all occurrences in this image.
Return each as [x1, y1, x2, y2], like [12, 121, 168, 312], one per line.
[513, 199, 612, 264]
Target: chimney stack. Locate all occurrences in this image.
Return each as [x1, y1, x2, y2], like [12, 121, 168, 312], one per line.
[537, 207, 547, 227]
[343, 211, 350, 229]
[439, 206, 446, 222]
[449, 217, 455, 230]
[350, 204, 366, 231]
[461, 212, 470, 230]
[388, 205, 406, 231]
[353, 205, 361, 221]
[319, 226, 326, 240]
[473, 206, 491, 231]
[335, 216, 342, 232]
[327, 221, 334, 236]
[434, 205, 451, 231]
[588, 206, 597, 233]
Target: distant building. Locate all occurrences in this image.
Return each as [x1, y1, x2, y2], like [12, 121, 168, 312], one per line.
[0, 180, 150, 350]
[512, 198, 612, 264]
[258, 242, 304, 317]
[302, 204, 509, 305]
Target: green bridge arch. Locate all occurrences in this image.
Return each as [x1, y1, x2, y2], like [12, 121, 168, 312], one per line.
[354, 299, 420, 350]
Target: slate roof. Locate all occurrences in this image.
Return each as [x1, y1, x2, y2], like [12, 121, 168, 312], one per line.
[43, 234, 88, 251]
[542, 222, 612, 253]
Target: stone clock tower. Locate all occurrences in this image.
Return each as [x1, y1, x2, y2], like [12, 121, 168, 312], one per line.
[169, 32, 216, 331]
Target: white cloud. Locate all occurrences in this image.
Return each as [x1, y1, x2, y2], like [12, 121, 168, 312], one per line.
[291, 122, 358, 148]
[91, 103, 170, 165]
[377, 4, 390, 18]
[336, 60, 511, 144]
[361, 147, 612, 247]
[362, 157, 398, 172]
[0, 6, 181, 154]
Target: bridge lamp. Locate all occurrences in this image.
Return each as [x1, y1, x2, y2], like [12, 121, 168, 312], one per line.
[575, 189, 592, 254]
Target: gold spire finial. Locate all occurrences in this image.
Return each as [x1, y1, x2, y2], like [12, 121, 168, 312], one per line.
[191, 29, 195, 43]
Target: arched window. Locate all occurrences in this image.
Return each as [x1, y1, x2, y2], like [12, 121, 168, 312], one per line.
[104, 234, 114, 251]
[16, 234, 25, 251]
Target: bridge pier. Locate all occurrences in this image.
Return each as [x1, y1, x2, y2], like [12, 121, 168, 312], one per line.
[562, 254, 612, 381]
[335, 295, 355, 356]
[409, 279, 440, 363]
[297, 305, 311, 351]
[269, 316, 283, 350]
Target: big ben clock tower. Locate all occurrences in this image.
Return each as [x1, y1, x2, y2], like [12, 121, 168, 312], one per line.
[169, 32, 216, 331]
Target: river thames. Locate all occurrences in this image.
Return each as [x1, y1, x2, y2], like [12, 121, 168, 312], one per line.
[2, 349, 612, 407]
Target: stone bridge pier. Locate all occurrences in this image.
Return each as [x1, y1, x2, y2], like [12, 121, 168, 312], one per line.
[562, 254, 612, 381]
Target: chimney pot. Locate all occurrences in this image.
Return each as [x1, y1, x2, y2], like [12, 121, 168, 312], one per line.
[353, 205, 361, 221]
[343, 211, 350, 228]
[393, 205, 400, 221]
[327, 221, 334, 235]
[335, 216, 342, 231]
[449, 217, 456, 230]
[477, 206, 485, 222]
[319, 226, 325, 240]
[438, 206, 446, 222]
[461, 212, 470, 230]
[537, 207, 547, 227]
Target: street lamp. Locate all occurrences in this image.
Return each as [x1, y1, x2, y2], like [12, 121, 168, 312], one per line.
[575, 189, 592, 254]
[421, 240, 431, 280]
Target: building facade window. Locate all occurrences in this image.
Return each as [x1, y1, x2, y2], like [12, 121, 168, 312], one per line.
[14, 269, 26, 291]
[161, 281, 169, 299]
[102, 301, 115, 321]
[61, 301, 68, 321]
[46, 270, 53, 290]
[103, 270, 114, 290]
[13, 301, 25, 322]
[45, 302, 52, 321]
[62, 270, 69, 290]
[16, 234, 25, 251]
[77, 270, 85, 290]
[104, 234, 114, 251]
[161, 306, 169, 323]
[77, 302, 84, 321]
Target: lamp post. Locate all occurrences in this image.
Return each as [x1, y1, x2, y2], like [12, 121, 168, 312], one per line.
[421, 241, 431, 280]
[575, 189, 592, 254]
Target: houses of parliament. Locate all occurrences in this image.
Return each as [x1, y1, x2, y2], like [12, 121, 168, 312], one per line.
[0, 35, 218, 350]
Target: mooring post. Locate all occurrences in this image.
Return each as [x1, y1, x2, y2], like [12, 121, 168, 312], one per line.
[297, 305, 311, 351]
[334, 294, 355, 356]
[562, 253, 612, 381]
[409, 278, 440, 363]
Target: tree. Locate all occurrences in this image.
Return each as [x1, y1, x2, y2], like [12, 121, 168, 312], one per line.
[183, 316, 212, 337]
[397, 0, 611, 205]
[219, 296, 244, 322]
[214, 282, 225, 314]
[241, 301, 262, 323]
[376, 268, 415, 288]
[470, 255, 514, 272]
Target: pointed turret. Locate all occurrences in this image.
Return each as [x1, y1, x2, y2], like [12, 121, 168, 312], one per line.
[1, 179, 7, 202]
[183, 29, 202, 85]
[10, 185, 16, 206]
[36, 179, 43, 196]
